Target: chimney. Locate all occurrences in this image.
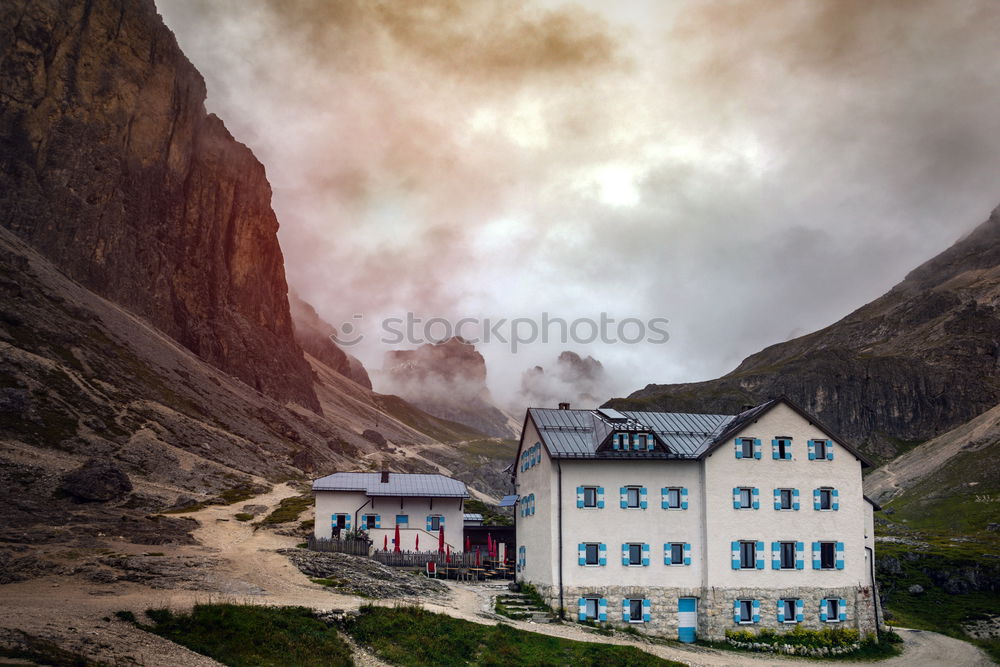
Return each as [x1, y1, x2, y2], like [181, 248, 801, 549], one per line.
[558, 402, 570, 410]
[380, 470, 390, 483]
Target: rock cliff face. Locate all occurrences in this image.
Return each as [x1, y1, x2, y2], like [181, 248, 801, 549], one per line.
[610, 207, 1000, 461]
[0, 0, 318, 409]
[379, 337, 518, 439]
[289, 293, 372, 389]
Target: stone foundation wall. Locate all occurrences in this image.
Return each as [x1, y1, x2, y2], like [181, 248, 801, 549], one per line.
[532, 583, 878, 640]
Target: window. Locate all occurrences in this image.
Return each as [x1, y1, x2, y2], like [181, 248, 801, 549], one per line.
[739, 488, 752, 508]
[585, 543, 600, 566]
[583, 487, 597, 508]
[663, 488, 681, 509]
[626, 487, 640, 508]
[773, 437, 791, 460]
[429, 515, 442, 531]
[666, 543, 684, 565]
[739, 541, 756, 569]
[739, 438, 754, 458]
[823, 598, 840, 623]
[778, 489, 793, 510]
[779, 542, 796, 569]
[628, 543, 642, 566]
[627, 599, 644, 623]
[395, 514, 408, 527]
[820, 542, 836, 569]
[818, 488, 833, 510]
[736, 599, 755, 624]
[334, 514, 347, 529]
[585, 598, 599, 620]
[810, 438, 831, 460]
[363, 514, 378, 530]
[780, 599, 799, 624]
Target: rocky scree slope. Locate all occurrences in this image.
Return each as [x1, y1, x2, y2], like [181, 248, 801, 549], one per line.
[610, 208, 1000, 462]
[0, 0, 317, 409]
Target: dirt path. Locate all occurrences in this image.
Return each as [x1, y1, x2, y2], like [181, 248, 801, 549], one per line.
[0, 485, 993, 666]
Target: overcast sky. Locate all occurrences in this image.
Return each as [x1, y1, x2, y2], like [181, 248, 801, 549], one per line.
[158, 0, 1000, 411]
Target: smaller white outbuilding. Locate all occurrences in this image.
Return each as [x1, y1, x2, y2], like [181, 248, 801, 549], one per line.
[312, 471, 468, 552]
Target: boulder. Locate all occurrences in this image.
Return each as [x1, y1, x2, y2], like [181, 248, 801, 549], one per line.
[58, 460, 133, 502]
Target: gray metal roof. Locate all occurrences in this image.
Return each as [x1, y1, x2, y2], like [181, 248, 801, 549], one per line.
[498, 494, 519, 507]
[312, 472, 469, 498]
[464, 513, 484, 521]
[527, 408, 735, 460]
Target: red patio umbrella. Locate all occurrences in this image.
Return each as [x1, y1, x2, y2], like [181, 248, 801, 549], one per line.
[475, 547, 481, 566]
[438, 525, 445, 553]
[446, 544, 451, 563]
[394, 524, 401, 553]
[465, 535, 471, 552]
[383, 535, 388, 551]
[415, 533, 420, 551]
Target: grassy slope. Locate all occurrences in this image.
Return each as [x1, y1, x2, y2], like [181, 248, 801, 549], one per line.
[347, 605, 684, 667]
[141, 605, 352, 667]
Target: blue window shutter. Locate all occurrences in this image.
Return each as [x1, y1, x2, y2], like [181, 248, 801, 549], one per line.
[622, 599, 630, 622]
[772, 438, 779, 459]
[426, 516, 433, 531]
[576, 486, 584, 509]
[795, 541, 804, 570]
[819, 599, 828, 623]
[598, 598, 608, 622]
[683, 542, 691, 565]
[642, 543, 650, 566]
[755, 541, 765, 569]
[734, 438, 743, 459]
[597, 487, 605, 509]
[578, 598, 587, 621]
[836, 542, 845, 570]
[733, 600, 741, 623]
[753, 438, 761, 459]
[612, 434, 619, 450]
[752, 487, 760, 510]
[777, 599, 785, 623]
[732, 487, 740, 509]
[643, 598, 651, 622]
[813, 488, 821, 511]
[832, 488, 840, 511]
[752, 599, 760, 623]
[827, 440, 834, 460]
[773, 488, 781, 510]
[731, 541, 740, 569]
[839, 598, 847, 622]
[792, 488, 800, 511]
[578, 543, 586, 566]
[812, 542, 821, 570]
[785, 440, 793, 460]
[621, 543, 629, 566]
[808, 439, 816, 460]
[599, 543, 607, 566]
[345, 515, 351, 530]
[795, 599, 804, 622]
[661, 487, 668, 509]
[663, 543, 670, 565]
[375, 514, 381, 528]
[640, 487, 648, 510]
[619, 487, 627, 509]
[441, 515, 445, 528]
[681, 487, 689, 510]
[771, 541, 780, 569]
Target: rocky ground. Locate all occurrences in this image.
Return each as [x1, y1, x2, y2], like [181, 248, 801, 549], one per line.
[0, 484, 993, 666]
[280, 549, 448, 598]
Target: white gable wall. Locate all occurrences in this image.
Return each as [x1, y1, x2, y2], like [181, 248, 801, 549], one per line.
[314, 490, 465, 551]
[515, 419, 556, 586]
[702, 402, 867, 588]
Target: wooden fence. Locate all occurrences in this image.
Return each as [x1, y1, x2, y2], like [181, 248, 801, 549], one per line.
[372, 549, 512, 571]
[307, 535, 372, 556]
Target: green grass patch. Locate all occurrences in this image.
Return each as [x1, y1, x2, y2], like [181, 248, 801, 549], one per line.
[260, 494, 314, 524]
[233, 513, 254, 522]
[162, 483, 271, 514]
[310, 578, 373, 598]
[136, 604, 352, 667]
[876, 539, 1000, 662]
[345, 604, 683, 666]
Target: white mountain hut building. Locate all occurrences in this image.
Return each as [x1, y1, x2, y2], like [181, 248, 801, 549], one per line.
[512, 397, 882, 642]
